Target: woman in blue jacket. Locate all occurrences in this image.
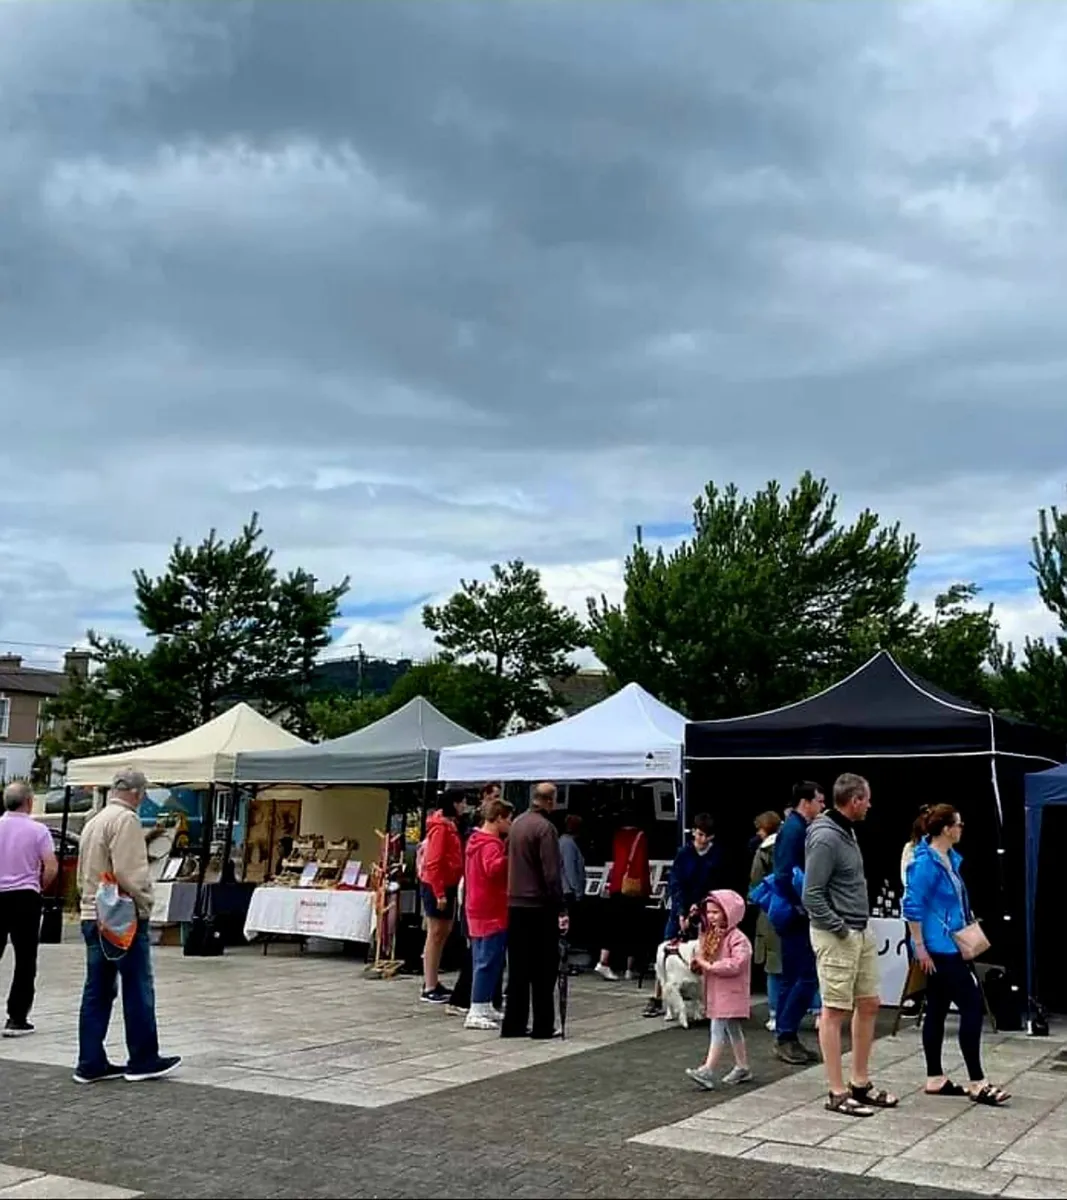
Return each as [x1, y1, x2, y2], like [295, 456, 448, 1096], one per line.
[903, 804, 1009, 1106]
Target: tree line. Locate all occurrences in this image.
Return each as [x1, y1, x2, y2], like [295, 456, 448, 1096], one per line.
[39, 473, 1067, 772]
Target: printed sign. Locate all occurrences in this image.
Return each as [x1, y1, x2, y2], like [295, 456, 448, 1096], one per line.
[295, 893, 329, 935]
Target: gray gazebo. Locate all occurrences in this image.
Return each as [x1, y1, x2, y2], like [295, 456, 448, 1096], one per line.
[233, 696, 482, 785]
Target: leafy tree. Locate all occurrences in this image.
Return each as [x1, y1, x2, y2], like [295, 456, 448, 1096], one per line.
[423, 560, 586, 733]
[990, 500, 1067, 740]
[386, 660, 508, 739]
[305, 692, 391, 741]
[588, 473, 921, 717]
[42, 515, 348, 756]
[899, 584, 1002, 708]
[306, 660, 506, 741]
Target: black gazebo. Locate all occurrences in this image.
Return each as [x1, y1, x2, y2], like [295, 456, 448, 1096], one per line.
[684, 651, 1061, 986]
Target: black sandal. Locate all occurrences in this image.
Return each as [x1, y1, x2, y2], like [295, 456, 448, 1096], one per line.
[826, 1091, 875, 1117]
[851, 1082, 899, 1109]
[924, 1080, 968, 1097]
[969, 1084, 1011, 1106]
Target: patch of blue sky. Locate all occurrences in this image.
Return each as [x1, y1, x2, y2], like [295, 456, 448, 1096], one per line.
[641, 520, 692, 540]
[911, 548, 1033, 596]
[339, 595, 431, 620]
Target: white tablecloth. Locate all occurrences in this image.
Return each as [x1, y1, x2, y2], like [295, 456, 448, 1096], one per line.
[870, 917, 909, 1007]
[243, 887, 374, 944]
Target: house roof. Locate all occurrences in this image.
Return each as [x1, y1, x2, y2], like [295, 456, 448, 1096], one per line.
[0, 669, 65, 697]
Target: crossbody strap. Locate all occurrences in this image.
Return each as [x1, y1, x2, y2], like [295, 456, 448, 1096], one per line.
[624, 831, 643, 875]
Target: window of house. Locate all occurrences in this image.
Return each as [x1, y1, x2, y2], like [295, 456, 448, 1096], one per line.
[0, 695, 9, 739]
[36, 700, 54, 740]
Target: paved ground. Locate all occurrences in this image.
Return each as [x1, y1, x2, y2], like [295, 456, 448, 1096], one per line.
[635, 1024, 1067, 1197]
[0, 942, 989, 1198]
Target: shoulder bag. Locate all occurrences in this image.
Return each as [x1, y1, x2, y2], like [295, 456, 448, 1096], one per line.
[620, 832, 646, 898]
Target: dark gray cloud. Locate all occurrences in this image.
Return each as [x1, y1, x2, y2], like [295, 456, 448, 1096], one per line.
[1, 0, 1065, 665]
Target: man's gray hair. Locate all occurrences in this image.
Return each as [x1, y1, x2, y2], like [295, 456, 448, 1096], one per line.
[2, 780, 34, 812]
[833, 772, 869, 808]
[111, 767, 148, 795]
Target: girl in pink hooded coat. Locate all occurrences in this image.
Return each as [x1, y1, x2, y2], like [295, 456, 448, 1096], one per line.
[686, 889, 753, 1090]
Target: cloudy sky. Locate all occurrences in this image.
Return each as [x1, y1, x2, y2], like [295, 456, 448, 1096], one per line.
[2, 0, 1066, 673]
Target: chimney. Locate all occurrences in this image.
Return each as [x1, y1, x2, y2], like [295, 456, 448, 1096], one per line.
[0, 653, 22, 669]
[64, 649, 91, 678]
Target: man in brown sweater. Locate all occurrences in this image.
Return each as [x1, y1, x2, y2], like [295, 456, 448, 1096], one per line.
[501, 782, 563, 1040]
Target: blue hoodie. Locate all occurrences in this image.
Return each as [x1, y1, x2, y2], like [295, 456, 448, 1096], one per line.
[902, 839, 971, 956]
[668, 841, 723, 922]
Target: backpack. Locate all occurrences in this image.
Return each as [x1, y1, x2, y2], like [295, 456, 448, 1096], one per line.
[95, 872, 137, 960]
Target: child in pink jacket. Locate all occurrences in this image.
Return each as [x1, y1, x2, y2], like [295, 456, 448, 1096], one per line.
[686, 889, 753, 1090]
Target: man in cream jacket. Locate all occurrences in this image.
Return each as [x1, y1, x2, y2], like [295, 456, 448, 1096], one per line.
[74, 767, 181, 1084]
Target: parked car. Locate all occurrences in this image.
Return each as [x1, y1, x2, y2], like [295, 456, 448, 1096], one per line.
[40, 825, 79, 905]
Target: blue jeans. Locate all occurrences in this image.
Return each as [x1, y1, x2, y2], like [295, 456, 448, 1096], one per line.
[776, 923, 819, 1043]
[767, 971, 781, 1017]
[471, 931, 507, 1006]
[77, 920, 160, 1076]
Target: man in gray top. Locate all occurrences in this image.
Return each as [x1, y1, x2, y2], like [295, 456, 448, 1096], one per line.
[803, 773, 898, 1118]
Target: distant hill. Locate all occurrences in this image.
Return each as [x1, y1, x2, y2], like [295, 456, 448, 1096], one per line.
[310, 656, 412, 698]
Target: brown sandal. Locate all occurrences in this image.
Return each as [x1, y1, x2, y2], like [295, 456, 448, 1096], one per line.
[851, 1081, 899, 1109]
[827, 1091, 875, 1117]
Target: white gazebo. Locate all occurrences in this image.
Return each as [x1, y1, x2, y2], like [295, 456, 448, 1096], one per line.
[437, 682, 685, 783]
[65, 702, 306, 786]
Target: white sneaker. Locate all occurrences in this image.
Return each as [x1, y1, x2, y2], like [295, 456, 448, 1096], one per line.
[465, 1012, 498, 1030]
[765, 1017, 777, 1033]
[594, 963, 619, 982]
[489, 1007, 504, 1024]
[624, 970, 636, 982]
[722, 1065, 753, 1086]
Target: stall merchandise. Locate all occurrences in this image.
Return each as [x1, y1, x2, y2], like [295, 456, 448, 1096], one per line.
[233, 696, 481, 785]
[439, 682, 684, 783]
[243, 832, 372, 950]
[686, 650, 1061, 994]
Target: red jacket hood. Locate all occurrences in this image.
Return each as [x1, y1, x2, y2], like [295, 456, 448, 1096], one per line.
[467, 828, 502, 851]
[708, 888, 745, 931]
[427, 811, 457, 833]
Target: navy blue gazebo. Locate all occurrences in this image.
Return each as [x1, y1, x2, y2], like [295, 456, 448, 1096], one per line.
[1024, 763, 1067, 1013]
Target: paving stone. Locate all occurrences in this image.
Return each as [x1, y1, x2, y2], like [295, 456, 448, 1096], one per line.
[628, 1129, 762, 1157]
[744, 1111, 851, 1146]
[0, 1170, 41, 1191]
[1001, 1175, 1067, 1198]
[821, 1128, 930, 1156]
[0, 1175, 141, 1199]
[901, 1135, 1010, 1170]
[672, 1113, 762, 1137]
[867, 1157, 1016, 1196]
[741, 1141, 882, 1176]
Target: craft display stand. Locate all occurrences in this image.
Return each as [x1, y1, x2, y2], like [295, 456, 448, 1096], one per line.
[364, 828, 404, 980]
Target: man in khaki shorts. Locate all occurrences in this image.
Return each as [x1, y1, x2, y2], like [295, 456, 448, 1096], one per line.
[803, 773, 898, 1118]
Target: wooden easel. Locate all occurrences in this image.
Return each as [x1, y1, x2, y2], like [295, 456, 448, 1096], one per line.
[364, 828, 404, 979]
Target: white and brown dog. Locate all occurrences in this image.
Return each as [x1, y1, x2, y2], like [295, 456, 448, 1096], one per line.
[656, 938, 704, 1028]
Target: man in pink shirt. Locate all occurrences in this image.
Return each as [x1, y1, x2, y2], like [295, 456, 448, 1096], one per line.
[0, 781, 58, 1037]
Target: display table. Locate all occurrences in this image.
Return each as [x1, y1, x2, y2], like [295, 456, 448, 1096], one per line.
[870, 917, 909, 1007]
[243, 886, 375, 949]
[151, 881, 198, 926]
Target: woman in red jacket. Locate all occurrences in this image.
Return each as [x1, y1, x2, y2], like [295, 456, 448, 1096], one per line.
[462, 797, 514, 1029]
[596, 812, 652, 982]
[418, 791, 467, 1004]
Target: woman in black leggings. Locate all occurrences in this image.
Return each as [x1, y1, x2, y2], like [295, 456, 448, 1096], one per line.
[902, 803, 1009, 1106]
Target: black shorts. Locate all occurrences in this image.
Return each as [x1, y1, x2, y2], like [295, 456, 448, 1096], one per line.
[420, 883, 457, 921]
